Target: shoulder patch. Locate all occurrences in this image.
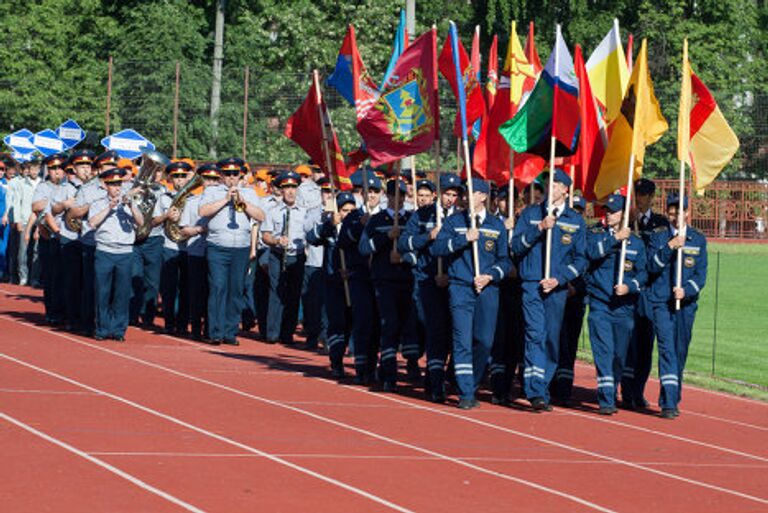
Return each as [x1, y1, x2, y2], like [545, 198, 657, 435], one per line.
[590, 226, 604, 234]
[654, 226, 668, 233]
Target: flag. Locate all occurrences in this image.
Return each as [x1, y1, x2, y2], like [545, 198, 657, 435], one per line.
[499, 25, 581, 158]
[357, 29, 439, 166]
[484, 35, 499, 111]
[438, 26, 485, 138]
[381, 9, 408, 90]
[678, 39, 739, 194]
[473, 21, 538, 182]
[524, 21, 543, 75]
[586, 19, 630, 124]
[470, 25, 482, 140]
[626, 33, 634, 73]
[284, 75, 352, 190]
[326, 25, 379, 121]
[594, 39, 668, 199]
[573, 44, 606, 201]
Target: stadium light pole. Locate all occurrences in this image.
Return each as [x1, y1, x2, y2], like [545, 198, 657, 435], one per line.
[209, 0, 226, 159]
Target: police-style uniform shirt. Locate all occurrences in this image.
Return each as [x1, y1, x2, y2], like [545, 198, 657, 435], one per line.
[180, 194, 208, 258]
[31, 179, 54, 208]
[397, 204, 455, 282]
[74, 179, 110, 246]
[585, 222, 647, 308]
[199, 184, 261, 249]
[157, 191, 187, 252]
[88, 198, 137, 254]
[303, 206, 325, 268]
[511, 201, 587, 286]
[359, 208, 413, 283]
[145, 184, 168, 239]
[53, 177, 83, 242]
[296, 180, 322, 210]
[261, 201, 307, 257]
[647, 225, 707, 304]
[635, 209, 669, 245]
[433, 209, 512, 287]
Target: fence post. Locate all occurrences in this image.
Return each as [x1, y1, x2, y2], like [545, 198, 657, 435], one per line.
[712, 251, 720, 376]
[105, 56, 113, 136]
[173, 61, 180, 159]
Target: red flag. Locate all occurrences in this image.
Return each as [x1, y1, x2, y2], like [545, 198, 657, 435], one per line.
[524, 21, 543, 76]
[357, 29, 439, 167]
[326, 25, 380, 123]
[572, 44, 606, 201]
[471, 26, 481, 77]
[284, 77, 352, 190]
[438, 33, 485, 137]
[484, 35, 499, 112]
[626, 34, 634, 73]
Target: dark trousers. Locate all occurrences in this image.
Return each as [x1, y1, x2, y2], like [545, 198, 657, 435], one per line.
[348, 276, 380, 378]
[417, 279, 452, 395]
[254, 247, 270, 338]
[490, 279, 525, 399]
[80, 244, 96, 335]
[653, 301, 698, 409]
[374, 280, 418, 383]
[266, 252, 305, 343]
[40, 237, 64, 322]
[130, 235, 163, 327]
[242, 258, 257, 329]
[588, 301, 634, 408]
[207, 244, 249, 341]
[521, 282, 567, 402]
[325, 276, 351, 366]
[187, 254, 208, 339]
[6, 226, 20, 283]
[301, 265, 325, 347]
[60, 239, 83, 329]
[623, 295, 655, 403]
[94, 250, 133, 338]
[160, 247, 189, 333]
[551, 292, 587, 400]
[449, 283, 499, 401]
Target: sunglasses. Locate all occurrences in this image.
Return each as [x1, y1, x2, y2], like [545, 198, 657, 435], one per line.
[48, 165, 63, 170]
[221, 170, 241, 177]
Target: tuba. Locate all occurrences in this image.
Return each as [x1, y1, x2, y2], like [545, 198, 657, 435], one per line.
[64, 175, 98, 233]
[130, 149, 170, 242]
[164, 173, 203, 243]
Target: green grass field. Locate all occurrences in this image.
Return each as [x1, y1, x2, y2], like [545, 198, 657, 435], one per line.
[576, 242, 768, 400]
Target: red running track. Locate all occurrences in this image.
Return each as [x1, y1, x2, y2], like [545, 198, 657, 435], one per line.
[1, 284, 766, 512]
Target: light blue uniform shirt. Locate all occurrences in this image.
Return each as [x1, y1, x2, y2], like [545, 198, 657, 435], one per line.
[200, 184, 261, 249]
[261, 201, 307, 257]
[304, 206, 325, 267]
[181, 194, 208, 257]
[89, 197, 137, 254]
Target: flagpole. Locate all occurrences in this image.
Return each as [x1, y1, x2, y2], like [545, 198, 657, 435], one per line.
[450, 21, 480, 279]
[410, 155, 417, 199]
[675, 39, 689, 311]
[313, 69, 350, 306]
[434, 139, 445, 277]
[568, 162, 575, 208]
[544, 25, 562, 281]
[508, 151, 515, 228]
[616, 153, 635, 286]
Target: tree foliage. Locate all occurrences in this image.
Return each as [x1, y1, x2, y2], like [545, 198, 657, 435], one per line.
[0, 0, 764, 179]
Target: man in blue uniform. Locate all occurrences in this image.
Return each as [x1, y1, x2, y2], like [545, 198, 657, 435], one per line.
[261, 171, 307, 345]
[511, 169, 587, 411]
[551, 195, 588, 404]
[337, 173, 383, 384]
[433, 178, 511, 409]
[88, 168, 144, 341]
[585, 194, 647, 414]
[199, 157, 265, 345]
[359, 178, 418, 392]
[399, 174, 462, 402]
[622, 178, 670, 409]
[307, 191, 356, 378]
[647, 194, 707, 419]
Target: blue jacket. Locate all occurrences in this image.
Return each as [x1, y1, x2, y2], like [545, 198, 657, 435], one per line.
[511, 202, 587, 286]
[336, 208, 370, 279]
[647, 225, 707, 304]
[585, 222, 647, 307]
[634, 210, 669, 315]
[432, 210, 512, 287]
[359, 209, 413, 284]
[306, 213, 343, 280]
[396, 203, 443, 282]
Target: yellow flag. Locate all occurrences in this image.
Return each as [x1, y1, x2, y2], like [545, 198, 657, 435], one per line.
[594, 39, 668, 200]
[677, 40, 739, 194]
[586, 19, 630, 124]
[502, 21, 535, 105]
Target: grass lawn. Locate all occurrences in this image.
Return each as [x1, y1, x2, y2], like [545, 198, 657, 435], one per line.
[576, 242, 768, 400]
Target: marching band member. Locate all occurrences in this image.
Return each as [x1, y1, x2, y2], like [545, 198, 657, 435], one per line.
[88, 168, 144, 341]
[198, 157, 264, 345]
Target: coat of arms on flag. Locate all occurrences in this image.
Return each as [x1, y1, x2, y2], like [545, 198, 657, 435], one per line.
[375, 68, 435, 143]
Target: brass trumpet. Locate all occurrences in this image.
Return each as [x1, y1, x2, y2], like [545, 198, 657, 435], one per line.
[232, 189, 246, 212]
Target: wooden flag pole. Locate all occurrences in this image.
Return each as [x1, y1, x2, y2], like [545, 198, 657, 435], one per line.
[463, 138, 480, 279]
[675, 39, 690, 311]
[172, 61, 180, 159]
[242, 66, 250, 161]
[544, 25, 562, 281]
[508, 151, 515, 228]
[434, 139, 445, 277]
[313, 69, 350, 306]
[568, 163, 575, 208]
[616, 153, 636, 286]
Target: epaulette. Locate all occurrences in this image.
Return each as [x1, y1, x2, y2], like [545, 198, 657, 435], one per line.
[655, 226, 668, 233]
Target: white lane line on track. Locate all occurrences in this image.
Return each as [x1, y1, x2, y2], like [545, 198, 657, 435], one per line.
[0, 411, 207, 513]
[0, 355, 415, 513]
[3, 321, 765, 508]
[0, 388, 98, 396]
[0, 332, 614, 513]
[680, 409, 768, 432]
[86, 452, 768, 468]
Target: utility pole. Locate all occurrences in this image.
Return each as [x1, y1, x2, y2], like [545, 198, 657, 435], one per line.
[209, 0, 226, 159]
[402, 0, 416, 177]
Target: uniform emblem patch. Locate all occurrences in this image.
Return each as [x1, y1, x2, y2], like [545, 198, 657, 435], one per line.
[484, 239, 495, 252]
[684, 256, 695, 268]
[561, 233, 572, 245]
[624, 260, 634, 272]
